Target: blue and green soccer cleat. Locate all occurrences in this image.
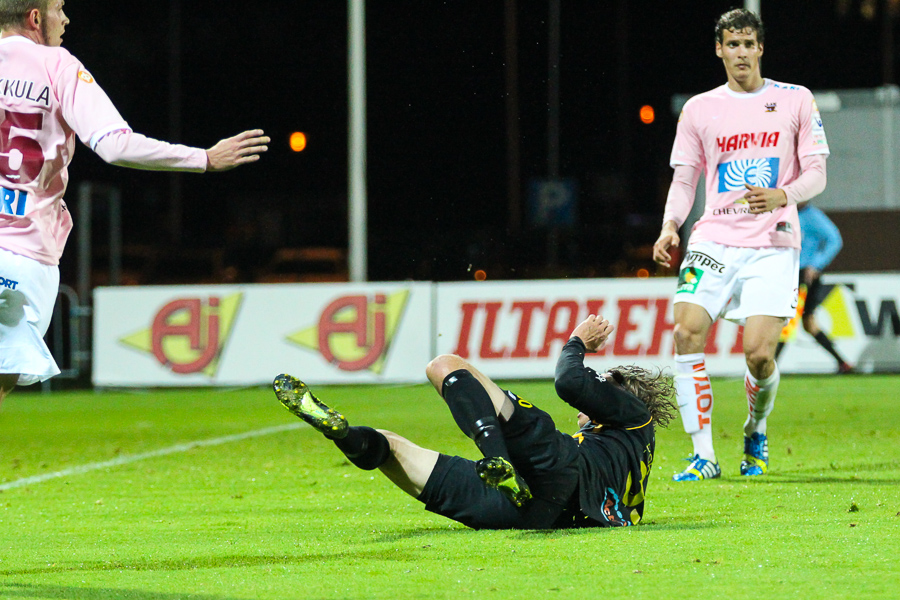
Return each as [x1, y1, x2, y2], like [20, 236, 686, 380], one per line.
[273, 374, 348, 439]
[475, 457, 532, 507]
[741, 432, 769, 476]
[672, 454, 721, 481]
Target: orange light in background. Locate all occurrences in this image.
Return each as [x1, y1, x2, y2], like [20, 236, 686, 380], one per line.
[474, 270, 487, 281]
[636, 268, 650, 279]
[639, 105, 655, 125]
[289, 131, 308, 152]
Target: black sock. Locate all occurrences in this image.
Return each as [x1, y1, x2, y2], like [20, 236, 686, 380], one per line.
[332, 426, 391, 470]
[441, 369, 511, 461]
[814, 331, 847, 364]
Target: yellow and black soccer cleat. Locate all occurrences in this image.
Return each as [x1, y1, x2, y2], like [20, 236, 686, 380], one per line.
[475, 456, 532, 507]
[273, 374, 348, 439]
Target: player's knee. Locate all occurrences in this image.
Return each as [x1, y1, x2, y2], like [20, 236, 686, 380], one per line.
[425, 354, 468, 390]
[744, 347, 775, 376]
[673, 323, 705, 354]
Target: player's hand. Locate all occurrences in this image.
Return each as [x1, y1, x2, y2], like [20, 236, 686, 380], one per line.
[571, 314, 615, 353]
[744, 183, 787, 214]
[653, 223, 680, 267]
[206, 129, 270, 172]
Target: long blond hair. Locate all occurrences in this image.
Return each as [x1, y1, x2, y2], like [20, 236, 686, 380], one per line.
[610, 365, 678, 428]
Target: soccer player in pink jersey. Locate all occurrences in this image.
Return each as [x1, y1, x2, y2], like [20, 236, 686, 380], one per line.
[0, 0, 269, 404]
[652, 9, 829, 481]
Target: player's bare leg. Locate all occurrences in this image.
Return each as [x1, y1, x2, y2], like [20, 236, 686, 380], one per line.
[376, 430, 440, 498]
[740, 315, 784, 475]
[671, 303, 721, 481]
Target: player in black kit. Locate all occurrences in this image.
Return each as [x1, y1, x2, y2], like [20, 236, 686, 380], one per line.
[273, 315, 677, 529]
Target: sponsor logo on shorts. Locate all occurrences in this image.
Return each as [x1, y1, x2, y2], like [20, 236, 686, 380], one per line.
[677, 267, 703, 294]
[717, 157, 780, 192]
[0, 276, 19, 290]
[683, 251, 725, 274]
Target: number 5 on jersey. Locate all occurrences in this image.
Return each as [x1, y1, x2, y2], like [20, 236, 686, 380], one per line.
[0, 110, 46, 184]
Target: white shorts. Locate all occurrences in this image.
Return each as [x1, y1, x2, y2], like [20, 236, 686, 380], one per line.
[0, 247, 60, 385]
[673, 240, 799, 325]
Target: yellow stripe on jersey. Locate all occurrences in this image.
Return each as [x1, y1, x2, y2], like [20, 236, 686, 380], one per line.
[625, 416, 653, 430]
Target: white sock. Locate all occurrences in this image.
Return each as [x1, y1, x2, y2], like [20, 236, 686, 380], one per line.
[743, 363, 780, 436]
[674, 353, 716, 462]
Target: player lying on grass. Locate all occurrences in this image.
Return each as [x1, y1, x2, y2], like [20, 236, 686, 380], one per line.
[273, 315, 678, 530]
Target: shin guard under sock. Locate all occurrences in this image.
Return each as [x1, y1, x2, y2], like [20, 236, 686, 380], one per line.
[332, 426, 391, 470]
[442, 369, 511, 460]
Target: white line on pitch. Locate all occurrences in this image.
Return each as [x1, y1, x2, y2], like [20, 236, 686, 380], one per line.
[0, 422, 306, 492]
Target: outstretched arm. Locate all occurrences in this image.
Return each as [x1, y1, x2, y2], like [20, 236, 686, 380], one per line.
[93, 129, 269, 172]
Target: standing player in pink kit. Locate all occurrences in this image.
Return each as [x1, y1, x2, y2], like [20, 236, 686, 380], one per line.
[0, 0, 269, 404]
[652, 9, 829, 481]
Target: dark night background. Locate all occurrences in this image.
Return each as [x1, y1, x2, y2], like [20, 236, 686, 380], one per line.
[57, 1, 894, 286]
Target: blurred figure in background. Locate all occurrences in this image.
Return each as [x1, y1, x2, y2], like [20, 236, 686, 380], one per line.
[0, 0, 269, 405]
[775, 202, 852, 373]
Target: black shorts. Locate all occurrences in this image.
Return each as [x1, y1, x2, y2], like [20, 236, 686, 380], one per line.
[418, 390, 581, 530]
[805, 273, 825, 314]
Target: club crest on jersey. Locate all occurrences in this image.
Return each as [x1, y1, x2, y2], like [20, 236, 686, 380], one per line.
[717, 157, 780, 192]
[811, 100, 825, 130]
[77, 70, 95, 84]
[765, 102, 777, 112]
[677, 267, 703, 294]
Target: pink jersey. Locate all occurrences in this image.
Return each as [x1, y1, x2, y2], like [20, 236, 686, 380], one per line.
[0, 36, 206, 265]
[667, 79, 829, 249]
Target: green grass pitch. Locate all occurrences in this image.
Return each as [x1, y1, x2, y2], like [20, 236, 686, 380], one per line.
[1, 374, 898, 599]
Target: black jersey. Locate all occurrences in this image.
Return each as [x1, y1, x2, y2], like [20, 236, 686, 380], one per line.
[554, 338, 655, 527]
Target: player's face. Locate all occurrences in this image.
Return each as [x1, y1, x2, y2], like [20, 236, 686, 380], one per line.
[715, 28, 763, 87]
[40, 0, 69, 47]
